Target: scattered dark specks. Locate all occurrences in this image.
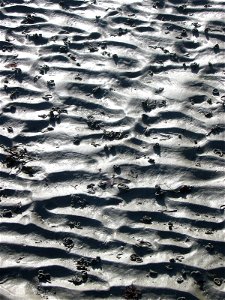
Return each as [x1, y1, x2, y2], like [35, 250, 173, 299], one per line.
[7, 126, 13, 133]
[16, 256, 25, 264]
[176, 185, 192, 195]
[148, 158, 155, 164]
[213, 278, 223, 286]
[205, 242, 214, 252]
[98, 180, 107, 189]
[168, 221, 173, 231]
[103, 130, 125, 140]
[92, 86, 104, 98]
[181, 29, 187, 37]
[88, 45, 98, 52]
[73, 137, 80, 145]
[213, 149, 223, 157]
[212, 88, 219, 96]
[68, 53, 76, 61]
[68, 271, 88, 285]
[39, 65, 49, 75]
[130, 254, 143, 263]
[59, 1, 69, 9]
[142, 99, 156, 112]
[21, 165, 36, 176]
[21, 14, 35, 24]
[153, 143, 160, 154]
[113, 53, 119, 64]
[177, 4, 187, 13]
[220, 205, 225, 210]
[100, 42, 107, 50]
[76, 256, 102, 271]
[47, 80, 55, 88]
[67, 221, 82, 229]
[205, 111, 212, 118]
[165, 264, 173, 271]
[192, 27, 199, 36]
[28, 33, 46, 44]
[158, 100, 166, 108]
[118, 27, 128, 36]
[207, 125, 223, 136]
[63, 238, 74, 249]
[190, 62, 199, 72]
[140, 216, 152, 224]
[71, 195, 87, 208]
[148, 269, 158, 278]
[49, 107, 67, 122]
[75, 74, 82, 81]
[14, 68, 22, 79]
[124, 285, 142, 300]
[76, 257, 89, 271]
[90, 256, 102, 269]
[34, 75, 41, 82]
[87, 183, 95, 194]
[137, 240, 152, 249]
[177, 277, 184, 284]
[10, 90, 19, 100]
[191, 271, 204, 290]
[2, 209, 13, 218]
[155, 87, 164, 94]
[129, 169, 138, 178]
[38, 270, 51, 283]
[155, 185, 164, 197]
[113, 164, 121, 173]
[213, 44, 220, 53]
[117, 183, 129, 192]
[87, 115, 102, 130]
[170, 52, 179, 62]
[4, 145, 29, 169]
[205, 229, 214, 235]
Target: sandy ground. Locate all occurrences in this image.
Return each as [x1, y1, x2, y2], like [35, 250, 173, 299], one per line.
[0, 0, 225, 299]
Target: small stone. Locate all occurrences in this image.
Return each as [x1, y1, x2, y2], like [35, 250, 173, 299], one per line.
[149, 270, 158, 278]
[63, 238, 74, 249]
[177, 277, 184, 284]
[7, 127, 13, 133]
[214, 278, 223, 286]
[213, 89, 219, 96]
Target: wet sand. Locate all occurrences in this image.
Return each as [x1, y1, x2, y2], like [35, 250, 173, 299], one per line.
[0, 0, 225, 299]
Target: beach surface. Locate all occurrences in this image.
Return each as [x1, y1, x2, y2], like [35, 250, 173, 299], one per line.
[0, 0, 225, 299]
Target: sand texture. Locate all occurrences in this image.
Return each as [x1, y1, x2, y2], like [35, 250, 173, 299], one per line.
[0, 0, 225, 299]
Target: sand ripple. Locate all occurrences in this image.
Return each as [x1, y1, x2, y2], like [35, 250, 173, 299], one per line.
[0, 0, 225, 299]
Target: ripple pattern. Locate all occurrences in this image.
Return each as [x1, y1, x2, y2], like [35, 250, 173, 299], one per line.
[0, 0, 225, 299]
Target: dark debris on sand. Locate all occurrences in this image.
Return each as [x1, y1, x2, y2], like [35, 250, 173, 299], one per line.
[123, 285, 142, 300]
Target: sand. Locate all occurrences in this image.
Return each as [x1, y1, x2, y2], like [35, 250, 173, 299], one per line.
[0, 0, 225, 299]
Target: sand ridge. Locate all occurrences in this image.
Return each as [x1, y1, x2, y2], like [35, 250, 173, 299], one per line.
[0, 0, 225, 299]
